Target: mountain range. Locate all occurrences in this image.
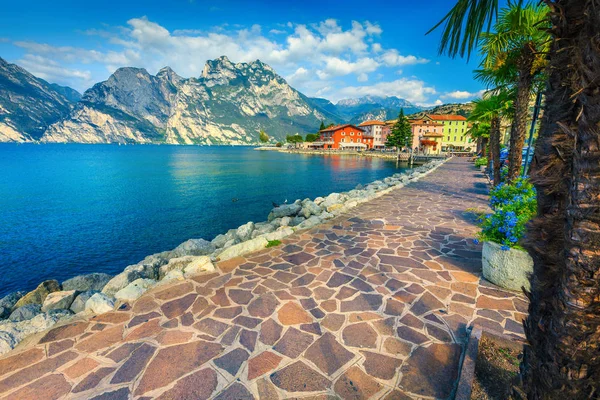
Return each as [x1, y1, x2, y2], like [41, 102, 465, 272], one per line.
[0, 56, 470, 144]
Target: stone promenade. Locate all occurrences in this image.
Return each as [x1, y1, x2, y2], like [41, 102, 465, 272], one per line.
[0, 158, 528, 400]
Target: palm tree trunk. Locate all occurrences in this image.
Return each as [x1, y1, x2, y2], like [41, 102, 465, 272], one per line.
[489, 116, 502, 184]
[521, 0, 600, 397]
[508, 44, 536, 182]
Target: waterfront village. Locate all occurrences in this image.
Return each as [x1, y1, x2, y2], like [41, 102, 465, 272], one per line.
[305, 114, 475, 154]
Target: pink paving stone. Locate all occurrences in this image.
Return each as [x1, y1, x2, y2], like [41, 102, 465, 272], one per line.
[134, 340, 223, 396]
[125, 318, 162, 341]
[213, 348, 249, 376]
[0, 347, 45, 377]
[273, 327, 314, 358]
[270, 361, 331, 392]
[110, 343, 156, 384]
[247, 292, 280, 318]
[213, 382, 254, 400]
[304, 332, 354, 376]
[259, 318, 283, 345]
[342, 322, 378, 349]
[239, 329, 258, 352]
[247, 351, 282, 380]
[361, 351, 402, 380]
[277, 301, 313, 325]
[75, 324, 124, 353]
[334, 366, 384, 399]
[73, 367, 115, 393]
[47, 339, 74, 356]
[154, 282, 194, 301]
[5, 373, 71, 400]
[160, 293, 197, 319]
[38, 321, 89, 344]
[156, 368, 218, 400]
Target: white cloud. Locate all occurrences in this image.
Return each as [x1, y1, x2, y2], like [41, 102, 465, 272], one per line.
[9, 17, 436, 102]
[16, 54, 93, 88]
[0, 37, 10, 43]
[441, 89, 485, 100]
[333, 78, 436, 103]
[380, 49, 429, 66]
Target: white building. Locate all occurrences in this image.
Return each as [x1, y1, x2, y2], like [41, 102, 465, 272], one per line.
[358, 120, 387, 149]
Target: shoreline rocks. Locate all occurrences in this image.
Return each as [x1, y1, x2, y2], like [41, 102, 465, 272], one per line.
[0, 158, 447, 356]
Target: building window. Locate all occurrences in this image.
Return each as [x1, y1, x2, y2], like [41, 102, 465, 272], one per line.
[454, 136, 457, 141]
[342, 132, 345, 136]
[350, 132, 354, 136]
[455, 128, 457, 133]
[358, 132, 361, 136]
[351, 138, 354, 142]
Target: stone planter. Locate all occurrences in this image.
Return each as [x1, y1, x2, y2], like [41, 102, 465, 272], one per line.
[482, 241, 533, 291]
[480, 165, 486, 172]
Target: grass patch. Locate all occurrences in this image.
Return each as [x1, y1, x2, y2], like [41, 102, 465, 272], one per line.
[266, 240, 282, 248]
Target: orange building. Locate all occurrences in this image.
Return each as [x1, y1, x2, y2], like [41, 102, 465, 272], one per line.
[311, 124, 368, 150]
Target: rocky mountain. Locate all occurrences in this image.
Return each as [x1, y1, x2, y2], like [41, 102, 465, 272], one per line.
[333, 95, 423, 123]
[0, 57, 78, 142]
[409, 102, 475, 119]
[43, 57, 337, 144]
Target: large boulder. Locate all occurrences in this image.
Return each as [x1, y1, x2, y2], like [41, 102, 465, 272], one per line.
[85, 293, 115, 315]
[211, 234, 229, 248]
[182, 257, 215, 277]
[290, 216, 305, 226]
[217, 237, 269, 262]
[0, 291, 25, 319]
[268, 204, 301, 221]
[102, 263, 157, 297]
[171, 239, 215, 258]
[159, 256, 214, 279]
[0, 310, 72, 356]
[297, 215, 322, 230]
[321, 193, 344, 208]
[236, 222, 255, 242]
[251, 222, 275, 239]
[13, 280, 61, 309]
[262, 227, 294, 242]
[41, 290, 78, 312]
[9, 304, 42, 322]
[62, 273, 112, 292]
[70, 290, 98, 313]
[114, 279, 156, 302]
[301, 201, 322, 218]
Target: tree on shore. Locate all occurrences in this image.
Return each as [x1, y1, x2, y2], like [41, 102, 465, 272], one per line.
[319, 121, 326, 131]
[385, 109, 413, 153]
[305, 133, 319, 142]
[430, 0, 600, 397]
[286, 134, 303, 148]
[259, 130, 269, 143]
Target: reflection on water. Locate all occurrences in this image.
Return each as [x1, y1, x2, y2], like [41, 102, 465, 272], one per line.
[0, 144, 410, 296]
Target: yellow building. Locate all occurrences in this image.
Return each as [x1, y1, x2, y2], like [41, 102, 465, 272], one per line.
[423, 114, 474, 151]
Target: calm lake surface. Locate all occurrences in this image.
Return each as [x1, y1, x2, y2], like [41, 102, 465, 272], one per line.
[0, 144, 409, 297]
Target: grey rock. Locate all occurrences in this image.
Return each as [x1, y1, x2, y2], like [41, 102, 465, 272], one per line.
[70, 290, 98, 313]
[41, 290, 78, 312]
[0, 291, 26, 319]
[171, 238, 215, 257]
[114, 278, 156, 302]
[14, 280, 61, 309]
[297, 215, 322, 230]
[85, 293, 115, 314]
[62, 273, 112, 292]
[211, 234, 229, 248]
[290, 216, 305, 226]
[301, 201, 321, 218]
[9, 304, 42, 322]
[321, 193, 343, 208]
[268, 204, 301, 221]
[102, 263, 157, 297]
[280, 216, 291, 227]
[236, 221, 255, 242]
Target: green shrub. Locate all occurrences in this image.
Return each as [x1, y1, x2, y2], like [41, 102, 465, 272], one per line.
[475, 157, 488, 167]
[266, 240, 282, 248]
[477, 178, 537, 250]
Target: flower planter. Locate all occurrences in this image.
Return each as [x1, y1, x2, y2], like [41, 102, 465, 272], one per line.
[482, 241, 533, 291]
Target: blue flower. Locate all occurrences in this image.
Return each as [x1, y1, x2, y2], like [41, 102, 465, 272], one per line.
[473, 239, 480, 245]
[501, 245, 510, 251]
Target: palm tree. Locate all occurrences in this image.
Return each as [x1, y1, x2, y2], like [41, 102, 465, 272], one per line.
[467, 120, 491, 158]
[469, 91, 512, 184]
[430, 0, 600, 397]
[478, 3, 549, 182]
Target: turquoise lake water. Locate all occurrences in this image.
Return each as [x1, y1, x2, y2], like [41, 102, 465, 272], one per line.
[0, 144, 409, 297]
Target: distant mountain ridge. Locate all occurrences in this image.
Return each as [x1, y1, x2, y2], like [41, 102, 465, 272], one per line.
[0, 55, 471, 144]
[0, 57, 80, 142]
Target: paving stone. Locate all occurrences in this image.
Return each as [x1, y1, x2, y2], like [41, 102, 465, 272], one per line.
[38, 321, 89, 344]
[160, 293, 197, 319]
[273, 327, 314, 358]
[342, 322, 378, 348]
[340, 293, 382, 312]
[283, 252, 314, 265]
[321, 313, 345, 331]
[194, 318, 229, 337]
[334, 366, 383, 399]
[126, 319, 162, 341]
[0, 350, 78, 392]
[410, 292, 445, 315]
[383, 337, 412, 357]
[300, 322, 322, 335]
[397, 326, 429, 345]
[257, 378, 280, 399]
[361, 351, 402, 380]
[111, 343, 156, 384]
[240, 329, 258, 352]
[73, 367, 115, 393]
[213, 306, 243, 319]
[7, 374, 71, 400]
[134, 341, 223, 396]
[213, 348, 249, 376]
[228, 289, 254, 305]
[260, 318, 283, 345]
[248, 351, 282, 380]
[270, 361, 331, 392]
[156, 368, 218, 400]
[384, 298, 405, 316]
[399, 343, 461, 398]
[326, 272, 354, 288]
[248, 292, 280, 318]
[233, 315, 262, 329]
[277, 301, 313, 325]
[104, 342, 142, 363]
[0, 348, 45, 377]
[75, 324, 124, 353]
[304, 332, 354, 376]
[213, 382, 255, 400]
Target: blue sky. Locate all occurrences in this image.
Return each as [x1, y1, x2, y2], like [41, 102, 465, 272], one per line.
[0, 0, 496, 106]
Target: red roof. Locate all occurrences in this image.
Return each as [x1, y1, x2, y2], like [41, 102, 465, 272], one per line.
[319, 124, 365, 133]
[426, 114, 467, 121]
[409, 119, 444, 126]
[358, 120, 386, 126]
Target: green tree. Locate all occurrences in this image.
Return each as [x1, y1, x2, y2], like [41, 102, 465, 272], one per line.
[286, 134, 304, 148]
[430, 0, 600, 397]
[305, 133, 320, 142]
[469, 91, 512, 184]
[259, 130, 269, 143]
[385, 109, 413, 153]
[478, 3, 549, 182]
[319, 121, 326, 131]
